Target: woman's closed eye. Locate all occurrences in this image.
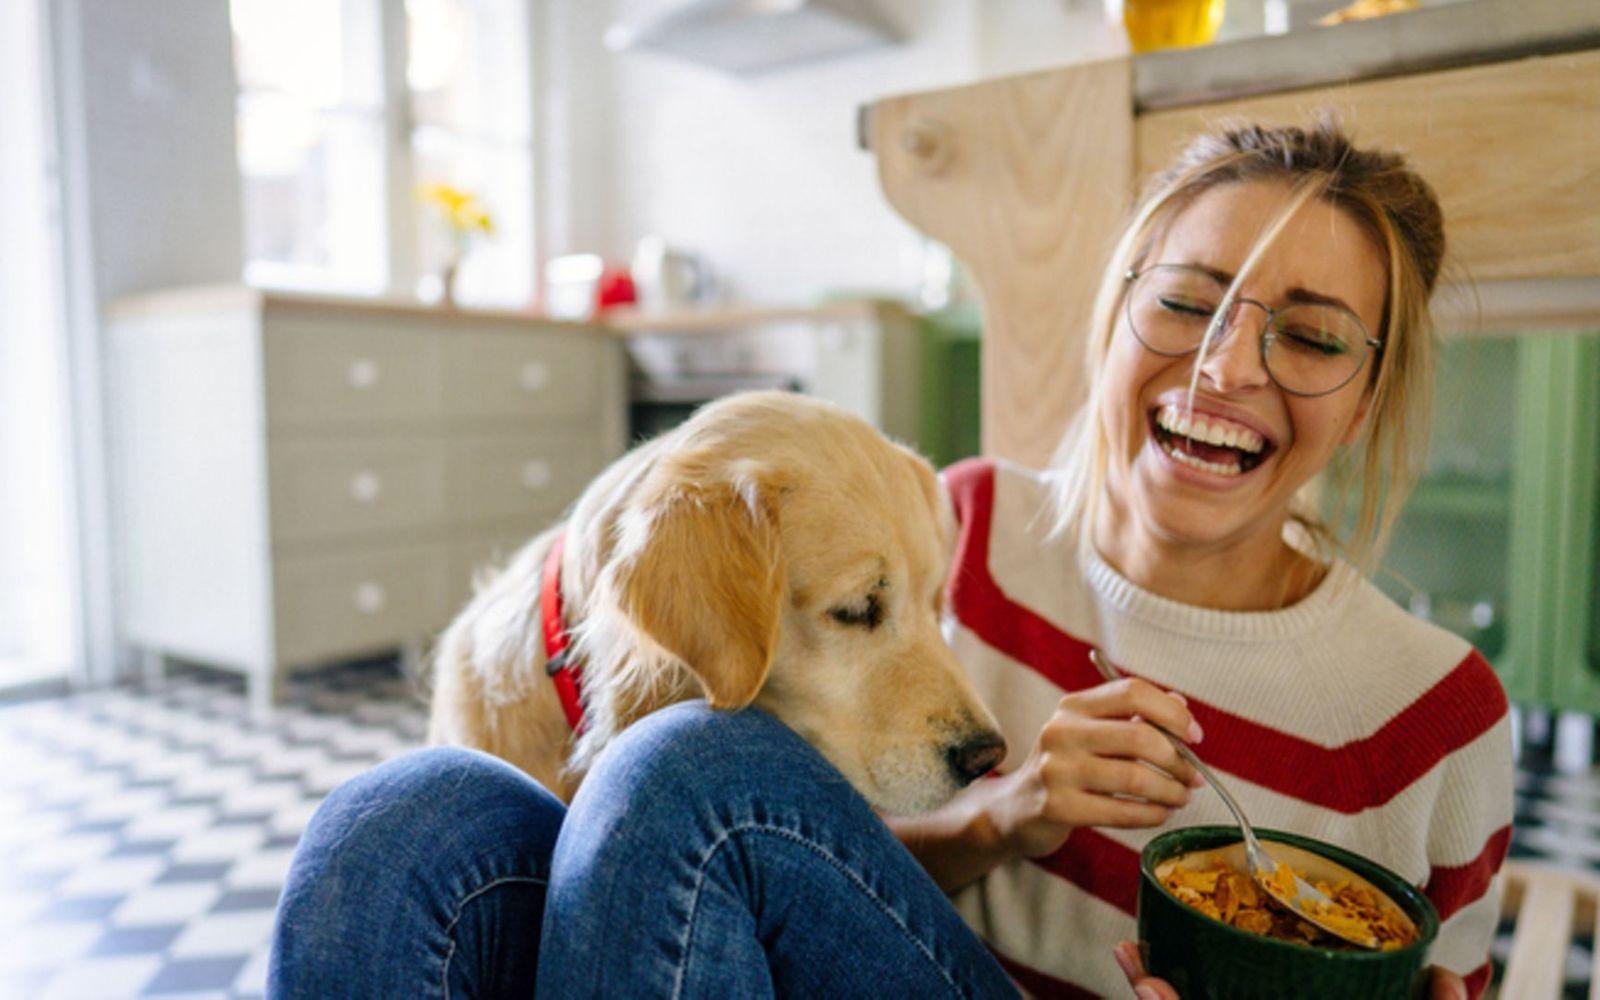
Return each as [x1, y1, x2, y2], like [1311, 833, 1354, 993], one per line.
[1158, 295, 1216, 319]
[1278, 324, 1349, 356]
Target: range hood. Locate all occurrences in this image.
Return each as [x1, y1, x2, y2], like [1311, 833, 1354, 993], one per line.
[605, 0, 902, 76]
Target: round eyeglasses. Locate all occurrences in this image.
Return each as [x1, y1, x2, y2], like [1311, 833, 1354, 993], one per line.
[1123, 264, 1382, 397]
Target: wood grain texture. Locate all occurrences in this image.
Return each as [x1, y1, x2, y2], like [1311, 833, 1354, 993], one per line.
[873, 58, 1135, 469]
[1501, 869, 1577, 1000]
[1137, 51, 1600, 283]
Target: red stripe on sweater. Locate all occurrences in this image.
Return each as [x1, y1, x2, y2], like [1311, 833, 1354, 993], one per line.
[1462, 961, 1492, 1000]
[942, 458, 1508, 814]
[990, 948, 1098, 999]
[1426, 825, 1512, 923]
[1034, 828, 1140, 915]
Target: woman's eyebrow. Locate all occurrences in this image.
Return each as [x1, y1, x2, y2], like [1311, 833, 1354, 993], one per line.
[1188, 262, 1358, 314]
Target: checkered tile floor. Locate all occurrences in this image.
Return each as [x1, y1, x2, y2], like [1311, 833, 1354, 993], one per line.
[1, 663, 1594, 997]
[0, 660, 425, 999]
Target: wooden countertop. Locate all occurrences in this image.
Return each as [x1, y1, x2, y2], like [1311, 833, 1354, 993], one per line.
[105, 285, 910, 338]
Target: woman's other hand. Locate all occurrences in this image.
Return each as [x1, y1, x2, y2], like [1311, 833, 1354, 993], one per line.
[987, 677, 1202, 859]
[1112, 942, 1471, 1000]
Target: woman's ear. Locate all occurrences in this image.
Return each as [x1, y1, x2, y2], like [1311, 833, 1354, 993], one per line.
[611, 466, 786, 709]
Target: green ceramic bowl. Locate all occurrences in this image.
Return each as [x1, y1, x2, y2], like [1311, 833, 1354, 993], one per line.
[1138, 826, 1440, 1000]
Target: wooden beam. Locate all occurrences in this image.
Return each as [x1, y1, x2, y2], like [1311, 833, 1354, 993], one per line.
[871, 58, 1135, 469]
[1137, 51, 1600, 283]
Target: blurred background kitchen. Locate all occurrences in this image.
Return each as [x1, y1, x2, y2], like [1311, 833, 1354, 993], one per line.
[1, 0, 1597, 996]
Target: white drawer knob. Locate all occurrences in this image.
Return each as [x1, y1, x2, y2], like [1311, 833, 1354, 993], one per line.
[520, 460, 551, 490]
[347, 358, 380, 389]
[349, 471, 382, 503]
[354, 582, 386, 614]
[519, 362, 549, 392]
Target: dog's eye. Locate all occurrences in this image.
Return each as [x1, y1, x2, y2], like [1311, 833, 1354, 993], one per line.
[829, 592, 883, 630]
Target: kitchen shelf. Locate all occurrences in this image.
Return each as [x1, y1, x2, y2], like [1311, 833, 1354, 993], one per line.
[604, 300, 905, 334]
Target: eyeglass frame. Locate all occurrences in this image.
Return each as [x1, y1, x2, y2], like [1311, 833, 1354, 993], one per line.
[1121, 264, 1385, 398]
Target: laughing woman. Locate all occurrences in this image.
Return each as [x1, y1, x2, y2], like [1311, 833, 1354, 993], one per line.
[270, 119, 1510, 999]
[890, 119, 1512, 997]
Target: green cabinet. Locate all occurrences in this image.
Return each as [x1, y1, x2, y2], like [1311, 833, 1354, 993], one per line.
[1375, 331, 1600, 711]
[915, 303, 982, 470]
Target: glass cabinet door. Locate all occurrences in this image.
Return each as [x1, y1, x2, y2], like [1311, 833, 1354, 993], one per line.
[1374, 330, 1600, 711]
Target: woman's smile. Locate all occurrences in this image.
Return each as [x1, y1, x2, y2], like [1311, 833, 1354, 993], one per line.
[1146, 397, 1277, 482]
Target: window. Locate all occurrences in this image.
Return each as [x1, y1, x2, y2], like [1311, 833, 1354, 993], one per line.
[232, 0, 534, 306]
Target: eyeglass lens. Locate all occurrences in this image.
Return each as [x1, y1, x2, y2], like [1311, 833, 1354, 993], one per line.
[1127, 265, 1370, 395]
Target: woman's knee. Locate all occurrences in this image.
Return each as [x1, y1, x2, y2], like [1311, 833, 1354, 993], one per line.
[298, 746, 566, 865]
[272, 748, 564, 997]
[573, 701, 868, 839]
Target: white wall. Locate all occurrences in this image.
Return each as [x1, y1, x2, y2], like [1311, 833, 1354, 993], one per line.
[67, 0, 244, 302]
[551, 0, 1129, 305]
[45, 0, 246, 685]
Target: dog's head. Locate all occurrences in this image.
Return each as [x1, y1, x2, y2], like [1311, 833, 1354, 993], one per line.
[590, 391, 1004, 815]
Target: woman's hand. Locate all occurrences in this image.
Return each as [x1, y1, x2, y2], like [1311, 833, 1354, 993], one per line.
[1112, 942, 1470, 1000]
[986, 677, 1203, 859]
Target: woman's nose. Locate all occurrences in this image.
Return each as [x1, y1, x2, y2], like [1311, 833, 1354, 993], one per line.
[1197, 300, 1272, 392]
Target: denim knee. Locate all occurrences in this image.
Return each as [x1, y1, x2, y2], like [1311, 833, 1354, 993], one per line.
[576, 700, 866, 835]
[300, 746, 566, 871]
[271, 748, 566, 998]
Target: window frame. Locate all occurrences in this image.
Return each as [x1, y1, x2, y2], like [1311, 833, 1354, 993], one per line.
[233, 0, 539, 306]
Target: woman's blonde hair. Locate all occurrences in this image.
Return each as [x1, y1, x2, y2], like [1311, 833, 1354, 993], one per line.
[1047, 116, 1447, 574]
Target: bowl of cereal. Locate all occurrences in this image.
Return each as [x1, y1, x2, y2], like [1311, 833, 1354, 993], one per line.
[1138, 826, 1439, 1000]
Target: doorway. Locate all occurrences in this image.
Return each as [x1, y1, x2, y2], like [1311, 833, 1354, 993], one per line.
[0, 0, 77, 694]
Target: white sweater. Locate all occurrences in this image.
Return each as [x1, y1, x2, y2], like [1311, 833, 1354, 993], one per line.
[941, 458, 1513, 998]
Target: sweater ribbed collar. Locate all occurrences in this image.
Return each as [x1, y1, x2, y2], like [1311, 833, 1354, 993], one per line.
[1079, 543, 1359, 642]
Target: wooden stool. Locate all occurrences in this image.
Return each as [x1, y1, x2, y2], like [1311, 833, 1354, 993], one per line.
[1499, 860, 1600, 998]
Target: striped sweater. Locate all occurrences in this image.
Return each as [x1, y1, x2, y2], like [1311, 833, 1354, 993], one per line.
[941, 458, 1513, 999]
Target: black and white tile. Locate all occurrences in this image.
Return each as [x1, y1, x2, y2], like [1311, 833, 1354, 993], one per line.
[2, 665, 1596, 997]
[0, 659, 424, 998]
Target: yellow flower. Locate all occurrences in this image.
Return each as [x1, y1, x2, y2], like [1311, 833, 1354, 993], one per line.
[418, 182, 496, 238]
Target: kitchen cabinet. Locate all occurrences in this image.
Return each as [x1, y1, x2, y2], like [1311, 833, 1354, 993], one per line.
[1378, 330, 1600, 711]
[608, 299, 980, 468]
[106, 287, 627, 713]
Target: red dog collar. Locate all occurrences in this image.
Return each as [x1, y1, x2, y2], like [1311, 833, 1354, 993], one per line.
[541, 532, 586, 733]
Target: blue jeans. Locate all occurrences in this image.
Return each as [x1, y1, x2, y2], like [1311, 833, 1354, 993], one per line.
[269, 701, 1018, 998]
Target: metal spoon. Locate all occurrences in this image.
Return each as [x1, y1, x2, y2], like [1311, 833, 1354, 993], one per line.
[1089, 648, 1381, 949]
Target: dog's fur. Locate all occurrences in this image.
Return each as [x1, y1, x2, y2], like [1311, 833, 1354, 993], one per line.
[427, 391, 1003, 814]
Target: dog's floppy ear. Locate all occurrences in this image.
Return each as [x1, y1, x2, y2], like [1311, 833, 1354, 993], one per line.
[612, 463, 786, 709]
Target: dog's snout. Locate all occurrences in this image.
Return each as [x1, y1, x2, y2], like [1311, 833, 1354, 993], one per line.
[946, 731, 1006, 786]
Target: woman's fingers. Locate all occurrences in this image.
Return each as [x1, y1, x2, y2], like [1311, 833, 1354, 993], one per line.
[1064, 678, 1203, 744]
[1077, 719, 1201, 788]
[1428, 966, 1467, 1000]
[1071, 792, 1172, 829]
[1112, 942, 1181, 1000]
[1079, 756, 1193, 808]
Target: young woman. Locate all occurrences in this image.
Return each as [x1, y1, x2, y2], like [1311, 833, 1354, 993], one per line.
[887, 120, 1510, 998]
[269, 120, 1510, 999]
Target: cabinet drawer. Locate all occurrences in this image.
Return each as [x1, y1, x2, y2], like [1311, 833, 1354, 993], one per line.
[265, 323, 441, 425]
[447, 433, 607, 525]
[442, 331, 598, 420]
[275, 547, 450, 666]
[270, 440, 447, 542]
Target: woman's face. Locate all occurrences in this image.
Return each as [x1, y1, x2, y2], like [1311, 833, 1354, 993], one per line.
[1098, 180, 1387, 557]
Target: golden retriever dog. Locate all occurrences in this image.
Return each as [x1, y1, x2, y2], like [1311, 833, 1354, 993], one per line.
[427, 390, 1005, 814]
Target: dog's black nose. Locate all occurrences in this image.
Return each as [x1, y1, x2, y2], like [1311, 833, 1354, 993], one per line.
[946, 731, 1007, 786]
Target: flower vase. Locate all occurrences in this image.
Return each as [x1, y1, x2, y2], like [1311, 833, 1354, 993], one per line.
[439, 259, 460, 309]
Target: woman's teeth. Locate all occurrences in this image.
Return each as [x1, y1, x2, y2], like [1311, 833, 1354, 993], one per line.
[1155, 405, 1265, 454]
[1160, 439, 1243, 476]
[1152, 404, 1271, 477]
